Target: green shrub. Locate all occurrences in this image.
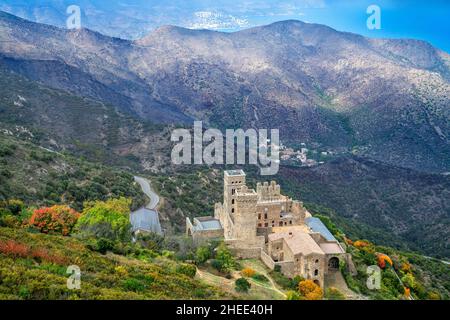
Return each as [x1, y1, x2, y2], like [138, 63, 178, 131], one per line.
[286, 290, 301, 300]
[87, 238, 115, 254]
[235, 278, 251, 293]
[195, 246, 211, 265]
[176, 263, 197, 278]
[269, 270, 296, 290]
[252, 273, 269, 283]
[214, 243, 235, 272]
[325, 287, 346, 300]
[122, 278, 146, 292]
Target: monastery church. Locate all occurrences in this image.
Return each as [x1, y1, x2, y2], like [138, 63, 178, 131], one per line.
[186, 170, 351, 288]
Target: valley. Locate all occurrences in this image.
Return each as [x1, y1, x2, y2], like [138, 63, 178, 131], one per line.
[0, 9, 448, 301]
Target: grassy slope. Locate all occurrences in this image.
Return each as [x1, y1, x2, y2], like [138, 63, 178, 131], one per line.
[0, 227, 225, 300]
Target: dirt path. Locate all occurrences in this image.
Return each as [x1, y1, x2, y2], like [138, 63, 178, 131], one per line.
[325, 271, 367, 300]
[196, 266, 285, 300]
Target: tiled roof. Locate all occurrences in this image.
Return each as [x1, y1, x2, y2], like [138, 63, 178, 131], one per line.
[268, 227, 324, 256]
[196, 219, 222, 231]
[130, 207, 162, 234]
[225, 169, 245, 176]
[319, 242, 345, 254]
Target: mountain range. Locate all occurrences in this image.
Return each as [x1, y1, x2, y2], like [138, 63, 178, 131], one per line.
[1, 11, 449, 172]
[0, 11, 449, 257]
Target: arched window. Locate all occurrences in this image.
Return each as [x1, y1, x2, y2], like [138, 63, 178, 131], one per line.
[314, 269, 319, 276]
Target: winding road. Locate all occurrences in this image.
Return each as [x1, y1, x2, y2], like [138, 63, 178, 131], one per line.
[130, 176, 163, 235]
[134, 176, 160, 210]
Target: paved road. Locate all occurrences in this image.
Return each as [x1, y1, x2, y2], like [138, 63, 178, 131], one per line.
[134, 176, 160, 210]
[131, 176, 162, 235]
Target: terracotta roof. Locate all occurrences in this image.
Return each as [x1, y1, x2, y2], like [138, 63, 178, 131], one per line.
[319, 242, 345, 254]
[268, 228, 324, 256]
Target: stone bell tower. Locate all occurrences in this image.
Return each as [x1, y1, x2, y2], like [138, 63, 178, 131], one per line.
[233, 185, 258, 241]
[223, 169, 246, 217]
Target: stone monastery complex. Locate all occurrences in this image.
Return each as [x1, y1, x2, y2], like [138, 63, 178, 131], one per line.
[187, 170, 351, 288]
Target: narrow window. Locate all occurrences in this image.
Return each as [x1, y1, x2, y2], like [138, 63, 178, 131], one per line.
[314, 269, 319, 276]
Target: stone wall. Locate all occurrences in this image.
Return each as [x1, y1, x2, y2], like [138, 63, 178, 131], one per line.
[260, 250, 276, 270]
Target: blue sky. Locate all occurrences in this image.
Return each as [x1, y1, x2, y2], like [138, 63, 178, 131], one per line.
[1, 0, 449, 52]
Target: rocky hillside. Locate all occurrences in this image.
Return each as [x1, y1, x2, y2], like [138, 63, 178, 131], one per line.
[0, 11, 449, 172]
[0, 63, 172, 172]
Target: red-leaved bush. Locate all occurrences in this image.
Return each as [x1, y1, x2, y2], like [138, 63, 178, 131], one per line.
[29, 205, 80, 236]
[0, 240, 68, 264]
[0, 239, 29, 258]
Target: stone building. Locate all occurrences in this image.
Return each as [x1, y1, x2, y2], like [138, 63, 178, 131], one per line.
[186, 216, 223, 244]
[187, 169, 349, 288]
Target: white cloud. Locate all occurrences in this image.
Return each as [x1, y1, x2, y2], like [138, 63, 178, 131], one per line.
[188, 11, 249, 30]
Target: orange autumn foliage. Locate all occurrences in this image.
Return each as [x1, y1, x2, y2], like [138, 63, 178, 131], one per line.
[404, 287, 411, 298]
[298, 280, 323, 300]
[29, 205, 80, 236]
[0, 240, 68, 264]
[353, 240, 370, 248]
[401, 262, 412, 273]
[377, 254, 393, 269]
[344, 237, 353, 246]
[0, 239, 29, 258]
[241, 267, 256, 278]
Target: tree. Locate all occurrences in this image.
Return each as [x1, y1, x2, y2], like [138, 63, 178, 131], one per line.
[75, 198, 132, 242]
[241, 267, 256, 278]
[29, 205, 80, 236]
[298, 280, 323, 300]
[3, 199, 24, 215]
[83, 197, 131, 215]
[235, 278, 251, 293]
[215, 243, 235, 273]
[401, 273, 415, 289]
[195, 246, 211, 265]
[377, 254, 393, 269]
